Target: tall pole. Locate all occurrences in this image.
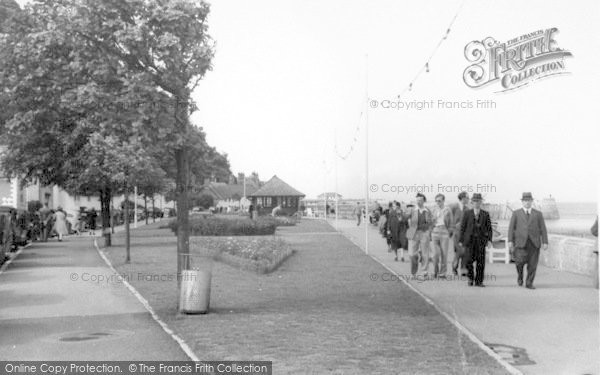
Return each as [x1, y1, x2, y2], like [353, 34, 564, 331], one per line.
[364, 53, 369, 255]
[323, 165, 327, 219]
[124, 185, 130, 263]
[334, 128, 339, 229]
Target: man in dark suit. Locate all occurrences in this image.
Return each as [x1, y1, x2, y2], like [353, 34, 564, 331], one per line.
[450, 191, 470, 276]
[459, 193, 492, 287]
[508, 192, 548, 289]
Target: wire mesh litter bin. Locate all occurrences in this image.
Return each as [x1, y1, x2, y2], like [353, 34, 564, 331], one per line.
[179, 253, 213, 314]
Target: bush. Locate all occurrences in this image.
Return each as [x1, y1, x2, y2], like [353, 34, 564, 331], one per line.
[169, 216, 278, 236]
[190, 193, 214, 209]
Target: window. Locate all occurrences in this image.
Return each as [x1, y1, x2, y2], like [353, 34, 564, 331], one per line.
[265, 197, 272, 207]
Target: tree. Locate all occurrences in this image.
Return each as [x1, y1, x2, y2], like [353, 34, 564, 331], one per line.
[0, 1, 157, 248]
[194, 193, 214, 210]
[0, 0, 18, 31]
[1, 1, 215, 280]
[60, 0, 215, 278]
[137, 166, 170, 224]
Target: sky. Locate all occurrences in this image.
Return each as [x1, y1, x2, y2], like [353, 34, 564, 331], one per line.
[15, 0, 600, 203]
[191, 0, 599, 203]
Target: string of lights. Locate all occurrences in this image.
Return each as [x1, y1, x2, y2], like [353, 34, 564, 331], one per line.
[397, 0, 466, 99]
[335, 111, 363, 161]
[332, 0, 466, 163]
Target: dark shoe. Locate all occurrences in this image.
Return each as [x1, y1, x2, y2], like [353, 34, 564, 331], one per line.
[453, 269, 458, 276]
[526, 285, 536, 289]
[401, 257, 405, 262]
[394, 256, 398, 261]
[476, 283, 485, 287]
[518, 279, 523, 286]
[468, 280, 474, 286]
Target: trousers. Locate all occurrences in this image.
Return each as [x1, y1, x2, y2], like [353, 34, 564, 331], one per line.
[466, 238, 486, 284]
[514, 238, 540, 287]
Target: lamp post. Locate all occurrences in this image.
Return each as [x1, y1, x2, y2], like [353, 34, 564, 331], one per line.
[364, 54, 369, 255]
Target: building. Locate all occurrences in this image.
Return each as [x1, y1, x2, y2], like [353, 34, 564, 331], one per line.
[248, 175, 305, 216]
[199, 172, 261, 212]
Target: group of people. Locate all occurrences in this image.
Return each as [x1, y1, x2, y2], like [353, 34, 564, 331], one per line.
[368, 191, 549, 289]
[36, 203, 98, 241]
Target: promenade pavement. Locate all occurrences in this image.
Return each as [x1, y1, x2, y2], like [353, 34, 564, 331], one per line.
[330, 218, 599, 375]
[0, 232, 189, 360]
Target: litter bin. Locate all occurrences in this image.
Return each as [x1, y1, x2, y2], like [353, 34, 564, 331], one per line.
[179, 253, 213, 314]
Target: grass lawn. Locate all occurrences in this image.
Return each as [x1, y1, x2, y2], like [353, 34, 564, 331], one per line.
[102, 220, 508, 374]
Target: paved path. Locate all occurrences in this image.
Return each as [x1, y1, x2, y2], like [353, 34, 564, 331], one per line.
[0, 235, 189, 360]
[330, 218, 599, 375]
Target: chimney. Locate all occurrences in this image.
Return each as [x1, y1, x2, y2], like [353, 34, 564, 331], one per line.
[237, 173, 245, 185]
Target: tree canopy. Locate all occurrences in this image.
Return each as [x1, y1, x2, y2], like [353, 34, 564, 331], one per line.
[0, 0, 226, 263]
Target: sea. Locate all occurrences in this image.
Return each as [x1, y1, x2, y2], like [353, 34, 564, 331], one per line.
[497, 201, 597, 238]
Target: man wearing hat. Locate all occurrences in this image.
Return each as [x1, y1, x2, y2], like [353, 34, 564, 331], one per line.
[508, 192, 548, 289]
[450, 191, 470, 276]
[459, 193, 493, 286]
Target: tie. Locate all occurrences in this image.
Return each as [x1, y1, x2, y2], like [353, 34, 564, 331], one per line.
[526, 210, 530, 219]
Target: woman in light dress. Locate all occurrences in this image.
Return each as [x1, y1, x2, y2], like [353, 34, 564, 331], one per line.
[52, 206, 69, 241]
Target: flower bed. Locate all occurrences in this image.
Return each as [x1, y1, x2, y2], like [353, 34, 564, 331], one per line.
[191, 235, 294, 274]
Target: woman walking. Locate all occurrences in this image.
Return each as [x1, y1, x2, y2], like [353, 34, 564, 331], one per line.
[387, 202, 409, 261]
[52, 207, 69, 242]
[381, 202, 393, 252]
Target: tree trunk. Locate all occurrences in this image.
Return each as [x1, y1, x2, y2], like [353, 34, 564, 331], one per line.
[100, 187, 112, 247]
[111, 196, 115, 234]
[144, 194, 148, 225]
[175, 147, 190, 288]
[124, 187, 130, 263]
[152, 196, 156, 223]
[174, 92, 192, 292]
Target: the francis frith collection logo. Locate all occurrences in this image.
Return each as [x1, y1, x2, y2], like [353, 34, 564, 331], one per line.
[463, 28, 572, 92]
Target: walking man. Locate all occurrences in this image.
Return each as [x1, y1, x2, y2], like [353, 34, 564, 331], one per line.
[459, 193, 492, 287]
[353, 202, 362, 226]
[38, 202, 52, 242]
[406, 193, 433, 276]
[431, 194, 454, 278]
[508, 192, 548, 289]
[451, 191, 470, 276]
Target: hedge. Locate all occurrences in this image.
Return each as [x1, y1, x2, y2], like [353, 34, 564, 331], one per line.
[168, 216, 278, 236]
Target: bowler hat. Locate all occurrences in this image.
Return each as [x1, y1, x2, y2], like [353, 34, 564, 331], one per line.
[471, 193, 483, 201]
[521, 192, 534, 201]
